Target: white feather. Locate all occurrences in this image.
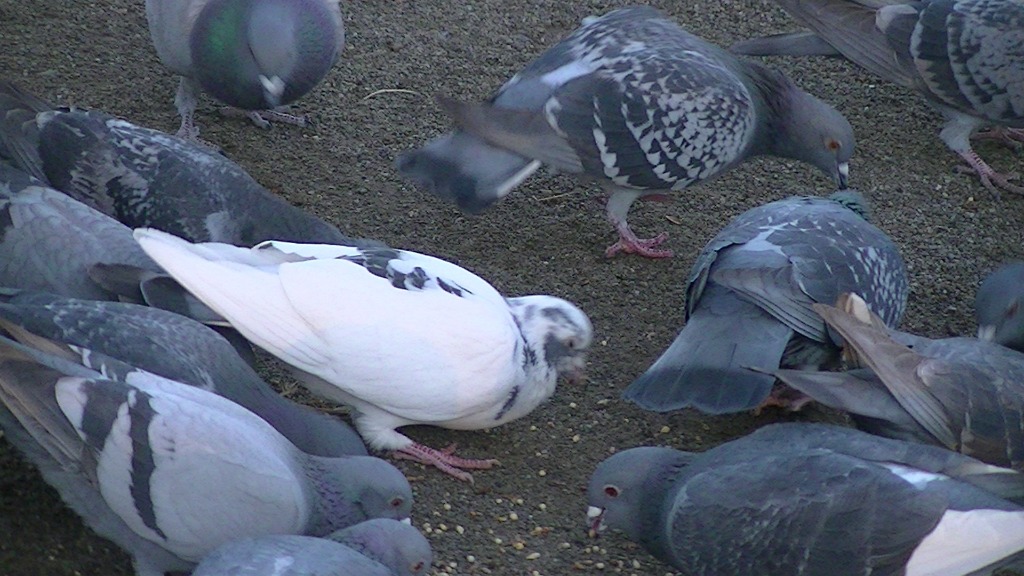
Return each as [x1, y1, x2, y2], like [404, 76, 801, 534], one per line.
[134, 229, 537, 449]
[907, 509, 1024, 576]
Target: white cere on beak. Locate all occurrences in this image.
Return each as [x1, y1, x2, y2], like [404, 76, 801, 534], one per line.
[259, 74, 286, 104]
[978, 325, 996, 341]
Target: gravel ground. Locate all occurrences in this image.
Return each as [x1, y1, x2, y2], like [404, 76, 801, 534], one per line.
[2, 1, 1023, 575]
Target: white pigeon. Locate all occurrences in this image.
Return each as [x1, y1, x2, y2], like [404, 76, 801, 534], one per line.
[145, 0, 345, 139]
[134, 229, 593, 481]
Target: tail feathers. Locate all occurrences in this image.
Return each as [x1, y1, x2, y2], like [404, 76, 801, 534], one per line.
[730, 31, 842, 57]
[0, 80, 51, 183]
[395, 130, 540, 214]
[89, 262, 255, 366]
[622, 304, 793, 414]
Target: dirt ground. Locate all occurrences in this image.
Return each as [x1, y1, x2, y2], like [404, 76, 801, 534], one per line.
[2, 1, 1023, 575]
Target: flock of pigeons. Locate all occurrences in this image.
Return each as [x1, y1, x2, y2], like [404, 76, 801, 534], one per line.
[1, 0, 1023, 575]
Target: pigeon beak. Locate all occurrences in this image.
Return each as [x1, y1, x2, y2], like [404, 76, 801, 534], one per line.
[259, 74, 286, 108]
[401, 517, 413, 525]
[835, 162, 850, 189]
[565, 359, 588, 385]
[586, 505, 605, 538]
[978, 325, 996, 341]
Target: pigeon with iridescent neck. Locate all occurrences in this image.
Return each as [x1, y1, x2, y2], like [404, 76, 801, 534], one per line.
[145, 0, 345, 140]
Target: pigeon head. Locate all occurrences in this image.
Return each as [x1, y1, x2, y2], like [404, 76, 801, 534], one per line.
[310, 455, 413, 532]
[190, 0, 342, 110]
[330, 519, 433, 576]
[508, 295, 593, 383]
[976, 262, 1024, 352]
[755, 67, 855, 188]
[586, 447, 694, 541]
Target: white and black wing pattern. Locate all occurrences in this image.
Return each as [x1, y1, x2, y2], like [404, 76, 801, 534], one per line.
[878, 0, 1024, 124]
[135, 230, 521, 427]
[256, 242, 508, 308]
[513, 7, 758, 190]
[731, 0, 1024, 194]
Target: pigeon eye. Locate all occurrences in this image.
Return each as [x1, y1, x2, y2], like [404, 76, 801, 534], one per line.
[604, 485, 620, 498]
[390, 497, 405, 508]
[826, 138, 841, 152]
[411, 561, 424, 572]
[566, 337, 578, 350]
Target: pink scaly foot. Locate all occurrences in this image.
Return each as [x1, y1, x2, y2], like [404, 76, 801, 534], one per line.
[753, 385, 815, 415]
[392, 442, 499, 482]
[605, 223, 672, 258]
[219, 106, 309, 129]
[971, 126, 1024, 150]
[954, 148, 1024, 198]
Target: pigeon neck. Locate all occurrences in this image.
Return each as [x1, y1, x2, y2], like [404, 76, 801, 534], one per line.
[744, 63, 802, 159]
[301, 456, 366, 535]
[642, 459, 694, 564]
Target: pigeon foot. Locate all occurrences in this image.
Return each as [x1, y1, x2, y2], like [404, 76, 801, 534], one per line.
[174, 117, 222, 153]
[753, 386, 814, 414]
[605, 228, 672, 259]
[393, 442, 499, 482]
[219, 107, 309, 129]
[972, 127, 1024, 151]
[954, 149, 1024, 198]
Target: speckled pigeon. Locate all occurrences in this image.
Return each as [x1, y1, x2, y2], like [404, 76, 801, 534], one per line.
[976, 262, 1024, 352]
[587, 423, 1024, 575]
[0, 80, 381, 247]
[0, 290, 367, 457]
[145, 0, 344, 139]
[0, 161, 159, 301]
[0, 332, 413, 576]
[396, 6, 854, 258]
[0, 158, 260, 363]
[731, 0, 1024, 196]
[621, 190, 908, 414]
[193, 518, 432, 576]
[134, 229, 593, 481]
[768, 293, 1024, 470]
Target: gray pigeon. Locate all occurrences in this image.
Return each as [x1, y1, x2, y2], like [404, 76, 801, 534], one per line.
[731, 0, 1024, 196]
[0, 333, 413, 576]
[0, 161, 159, 301]
[768, 293, 1024, 470]
[192, 519, 432, 576]
[587, 423, 1024, 575]
[134, 229, 593, 481]
[396, 6, 854, 258]
[0, 80, 382, 247]
[145, 0, 345, 139]
[0, 159, 260, 363]
[0, 290, 367, 457]
[621, 190, 908, 414]
[976, 262, 1024, 352]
